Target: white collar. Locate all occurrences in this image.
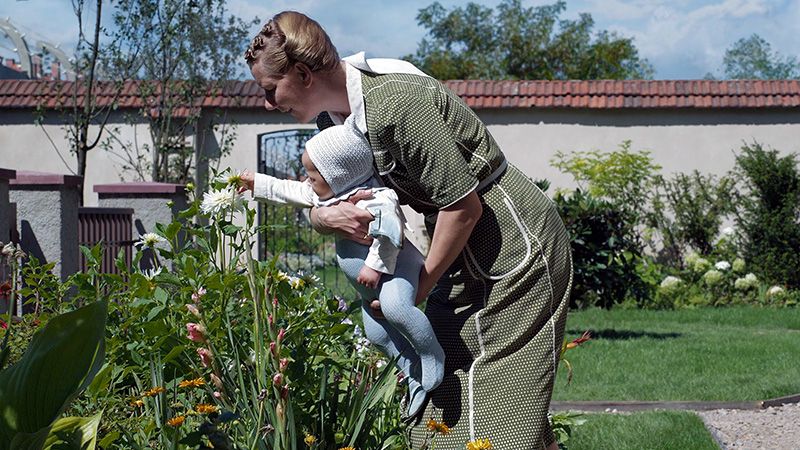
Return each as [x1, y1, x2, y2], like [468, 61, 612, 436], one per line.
[330, 52, 431, 134]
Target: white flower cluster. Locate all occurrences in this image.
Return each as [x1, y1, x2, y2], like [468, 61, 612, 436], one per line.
[135, 232, 166, 249]
[659, 276, 683, 293]
[734, 273, 759, 291]
[732, 258, 746, 273]
[214, 169, 244, 187]
[702, 269, 724, 286]
[201, 186, 246, 216]
[685, 253, 712, 273]
[767, 286, 785, 297]
[714, 261, 731, 271]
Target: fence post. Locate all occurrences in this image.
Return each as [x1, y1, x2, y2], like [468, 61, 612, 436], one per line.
[9, 171, 82, 281]
[0, 168, 15, 244]
[94, 182, 188, 269]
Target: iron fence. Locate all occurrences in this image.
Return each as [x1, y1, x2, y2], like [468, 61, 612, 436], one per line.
[257, 129, 355, 298]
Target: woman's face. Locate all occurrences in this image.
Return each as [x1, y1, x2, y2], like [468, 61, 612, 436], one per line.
[250, 62, 318, 123]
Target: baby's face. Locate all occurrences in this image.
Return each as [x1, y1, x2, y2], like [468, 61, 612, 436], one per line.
[301, 151, 334, 200]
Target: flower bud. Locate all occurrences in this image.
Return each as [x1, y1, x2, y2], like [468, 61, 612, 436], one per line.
[269, 341, 277, 357]
[197, 348, 213, 368]
[186, 323, 206, 342]
[279, 357, 288, 372]
[277, 328, 286, 343]
[281, 385, 289, 400]
[272, 372, 283, 387]
[210, 373, 224, 390]
[191, 287, 207, 302]
[186, 303, 201, 318]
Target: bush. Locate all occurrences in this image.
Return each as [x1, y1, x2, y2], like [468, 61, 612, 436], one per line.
[555, 189, 650, 308]
[733, 142, 800, 288]
[648, 171, 736, 266]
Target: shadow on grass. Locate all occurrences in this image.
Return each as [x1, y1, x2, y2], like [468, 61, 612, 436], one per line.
[568, 328, 682, 340]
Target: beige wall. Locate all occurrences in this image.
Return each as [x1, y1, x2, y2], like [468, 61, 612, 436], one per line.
[478, 108, 800, 193]
[2, 106, 799, 207]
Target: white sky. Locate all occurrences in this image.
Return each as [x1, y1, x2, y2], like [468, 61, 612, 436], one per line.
[2, 0, 798, 79]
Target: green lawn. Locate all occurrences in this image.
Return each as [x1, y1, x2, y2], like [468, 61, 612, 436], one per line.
[565, 411, 719, 450]
[553, 307, 800, 401]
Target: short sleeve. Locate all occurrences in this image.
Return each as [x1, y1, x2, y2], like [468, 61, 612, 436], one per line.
[373, 93, 478, 209]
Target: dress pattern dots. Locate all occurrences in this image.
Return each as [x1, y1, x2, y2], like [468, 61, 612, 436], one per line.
[360, 71, 573, 450]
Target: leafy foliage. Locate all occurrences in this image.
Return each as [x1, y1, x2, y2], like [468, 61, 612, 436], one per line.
[723, 34, 800, 80]
[649, 171, 736, 263]
[555, 189, 648, 309]
[733, 142, 800, 288]
[406, 0, 653, 80]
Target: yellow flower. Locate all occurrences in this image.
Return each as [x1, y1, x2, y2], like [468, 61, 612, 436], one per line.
[142, 386, 166, 397]
[167, 416, 185, 427]
[304, 434, 317, 446]
[338, 447, 355, 450]
[466, 438, 492, 450]
[426, 419, 451, 434]
[195, 403, 218, 414]
[129, 399, 144, 408]
[179, 377, 206, 388]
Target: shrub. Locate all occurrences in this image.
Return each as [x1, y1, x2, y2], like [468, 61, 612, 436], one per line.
[555, 189, 650, 308]
[733, 142, 800, 288]
[648, 171, 736, 266]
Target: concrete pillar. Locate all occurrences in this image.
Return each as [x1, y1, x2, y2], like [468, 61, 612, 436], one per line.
[0, 168, 15, 243]
[9, 171, 82, 280]
[94, 182, 188, 269]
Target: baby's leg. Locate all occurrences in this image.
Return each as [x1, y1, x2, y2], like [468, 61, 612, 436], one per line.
[378, 242, 445, 392]
[336, 239, 419, 377]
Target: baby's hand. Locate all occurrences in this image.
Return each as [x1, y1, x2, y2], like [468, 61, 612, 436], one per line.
[357, 265, 382, 289]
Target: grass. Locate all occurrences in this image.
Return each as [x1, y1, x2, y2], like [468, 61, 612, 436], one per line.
[553, 306, 800, 401]
[565, 411, 719, 450]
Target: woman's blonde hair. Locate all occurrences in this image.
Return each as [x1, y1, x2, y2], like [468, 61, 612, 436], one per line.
[244, 11, 340, 75]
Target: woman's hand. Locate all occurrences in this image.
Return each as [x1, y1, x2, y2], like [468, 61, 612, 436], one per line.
[310, 189, 375, 245]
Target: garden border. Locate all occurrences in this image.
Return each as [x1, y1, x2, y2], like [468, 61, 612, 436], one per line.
[551, 393, 800, 412]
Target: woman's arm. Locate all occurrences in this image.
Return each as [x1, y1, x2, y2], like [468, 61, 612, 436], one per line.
[415, 190, 482, 304]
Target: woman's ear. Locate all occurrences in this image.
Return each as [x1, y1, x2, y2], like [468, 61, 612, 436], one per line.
[295, 62, 313, 87]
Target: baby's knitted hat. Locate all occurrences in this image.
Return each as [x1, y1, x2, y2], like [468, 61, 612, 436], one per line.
[305, 115, 374, 196]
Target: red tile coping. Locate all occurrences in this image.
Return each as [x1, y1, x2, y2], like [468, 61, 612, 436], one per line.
[2, 79, 799, 110]
[94, 182, 186, 195]
[9, 170, 82, 186]
[0, 168, 16, 180]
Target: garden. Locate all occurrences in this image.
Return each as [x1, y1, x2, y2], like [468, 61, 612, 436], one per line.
[1, 140, 799, 449]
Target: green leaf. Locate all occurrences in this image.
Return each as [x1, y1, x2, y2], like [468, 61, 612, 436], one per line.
[0, 301, 107, 449]
[41, 413, 102, 450]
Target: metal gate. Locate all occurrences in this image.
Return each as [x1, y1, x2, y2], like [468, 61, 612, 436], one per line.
[78, 207, 134, 274]
[257, 129, 354, 296]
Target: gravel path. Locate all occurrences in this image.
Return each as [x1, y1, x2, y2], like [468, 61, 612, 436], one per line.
[697, 402, 800, 450]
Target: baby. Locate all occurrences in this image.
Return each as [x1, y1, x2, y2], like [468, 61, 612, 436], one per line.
[244, 115, 444, 417]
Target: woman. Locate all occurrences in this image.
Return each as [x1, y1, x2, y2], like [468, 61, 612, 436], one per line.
[243, 11, 572, 450]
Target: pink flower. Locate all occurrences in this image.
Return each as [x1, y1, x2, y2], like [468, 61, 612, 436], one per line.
[272, 373, 283, 387]
[268, 314, 274, 325]
[281, 385, 289, 400]
[191, 287, 207, 302]
[269, 341, 277, 357]
[197, 348, 213, 368]
[277, 328, 286, 343]
[272, 297, 278, 308]
[186, 304, 201, 318]
[213, 391, 222, 399]
[186, 323, 206, 342]
[279, 358, 288, 372]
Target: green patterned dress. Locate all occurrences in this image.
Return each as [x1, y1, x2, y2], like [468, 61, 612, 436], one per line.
[360, 71, 573, 450]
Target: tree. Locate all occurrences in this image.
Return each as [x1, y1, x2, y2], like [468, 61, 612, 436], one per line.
[723, 34, 800, 79]
[103, 0, 257, 186]
[405, 0, 653, 80]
